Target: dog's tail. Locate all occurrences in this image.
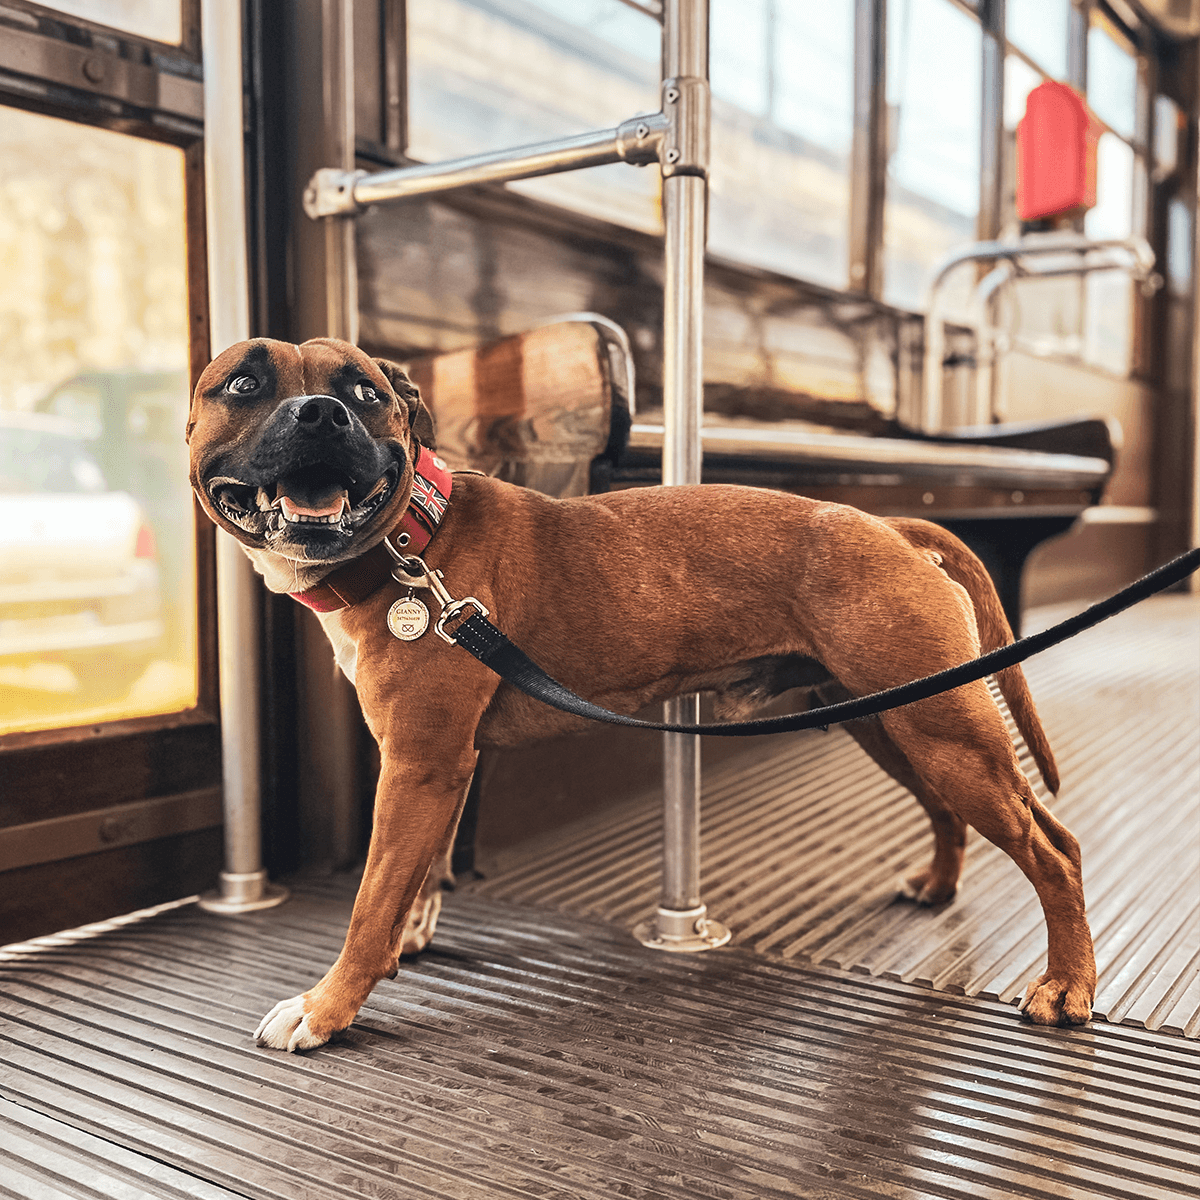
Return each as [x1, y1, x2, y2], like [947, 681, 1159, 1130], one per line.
[886, 517, 1061, 795]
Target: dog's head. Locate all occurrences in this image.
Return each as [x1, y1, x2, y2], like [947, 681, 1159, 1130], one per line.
[188, 337, 435, 566]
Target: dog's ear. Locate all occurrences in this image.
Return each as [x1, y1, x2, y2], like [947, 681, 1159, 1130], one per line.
[375, 358, 436, 450]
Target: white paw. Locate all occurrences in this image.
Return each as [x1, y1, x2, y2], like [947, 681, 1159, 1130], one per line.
[253, 994, 329, 1052]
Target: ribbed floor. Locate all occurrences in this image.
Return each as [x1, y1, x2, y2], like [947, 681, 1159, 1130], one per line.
[2, 882, 1198, 1200]
[472, 595, 1200, 1037]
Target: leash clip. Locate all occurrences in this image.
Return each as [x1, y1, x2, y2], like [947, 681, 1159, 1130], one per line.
[382, 541, 489, 643]
[434, 597, 489, 644]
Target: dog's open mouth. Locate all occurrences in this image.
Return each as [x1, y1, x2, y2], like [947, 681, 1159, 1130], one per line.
[208, 461, 399, 544]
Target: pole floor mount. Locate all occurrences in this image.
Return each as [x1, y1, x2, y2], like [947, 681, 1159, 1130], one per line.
[633, 904, 732, 953]
[197, 870, 290, 915]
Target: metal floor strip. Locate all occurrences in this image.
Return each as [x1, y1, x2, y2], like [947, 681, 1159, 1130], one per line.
[471, 595, 1200, 1037]
[1, 885, 1198, 1200]
[0, 1096, 246, 1200]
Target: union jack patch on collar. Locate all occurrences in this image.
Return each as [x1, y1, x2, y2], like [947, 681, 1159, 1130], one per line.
[396, 445, 454, 553]
[409, 470, 448, 531]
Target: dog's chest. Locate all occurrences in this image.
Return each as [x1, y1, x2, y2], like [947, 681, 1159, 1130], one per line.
[317, 610, 359, 684]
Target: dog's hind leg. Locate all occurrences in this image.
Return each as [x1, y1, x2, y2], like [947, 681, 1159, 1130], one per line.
[876, 686, 1095, 1026]
[815, 683, 967, 905]
[397, 814, 462, 958]
[802, 518, 1091, 1025]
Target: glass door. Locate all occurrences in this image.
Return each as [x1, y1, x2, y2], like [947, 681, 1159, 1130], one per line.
[0, 111, 198, 732]
[0, 1, 222, 944]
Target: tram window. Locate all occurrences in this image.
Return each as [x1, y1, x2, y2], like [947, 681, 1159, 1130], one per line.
[1010, 131, 1137, 376]
[1087, 16, 1138, 143]
[1165, 198, 1192, 300]
[708, 0, 856, 289]
[0, 107, 197, 734]
[407, 0, 856, 290]
[1004, 54, 1044, 130]
[1005, 0, 1069, 80]
[35, 1, 182, 45]
[1154, 95, 1181, 181]
[1083, 133, 1136, 374]
[710, 0, 771, 115]
[405, 0, 663, 233]
[1080, 15, 1140, 378]
[1087, 133, 1136, 240]
[882, 0, 982, 313]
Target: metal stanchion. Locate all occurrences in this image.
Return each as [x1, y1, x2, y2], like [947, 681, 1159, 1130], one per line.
[633, 0, 730, 953]
[197, 0, 286, 914]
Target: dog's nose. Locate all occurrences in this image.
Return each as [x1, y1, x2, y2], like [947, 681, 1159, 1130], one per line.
[291, 395, 351, 430]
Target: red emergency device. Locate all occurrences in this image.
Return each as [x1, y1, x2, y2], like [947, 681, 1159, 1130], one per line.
[1016, 81, 1102, 222]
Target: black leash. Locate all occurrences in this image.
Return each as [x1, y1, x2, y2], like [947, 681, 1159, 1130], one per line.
[447, 547, 1200, 737]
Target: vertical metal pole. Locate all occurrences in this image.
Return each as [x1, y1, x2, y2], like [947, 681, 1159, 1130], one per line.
[199, 0, 287, 913]
[322, 0, 360, 348]
[978, 0, 1005, 246]
[849, 0, 887, 297]
[288, 0, 365, 871]
[634, 0, 729, 952]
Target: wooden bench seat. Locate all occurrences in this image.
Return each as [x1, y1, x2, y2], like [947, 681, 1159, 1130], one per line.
[399, 315, 1115, 630]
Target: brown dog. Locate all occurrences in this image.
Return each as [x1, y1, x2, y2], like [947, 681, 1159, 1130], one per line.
[188, 336, 1096, 1052]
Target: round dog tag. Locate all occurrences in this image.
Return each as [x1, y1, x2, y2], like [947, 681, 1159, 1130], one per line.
[387, 596, 430, 641]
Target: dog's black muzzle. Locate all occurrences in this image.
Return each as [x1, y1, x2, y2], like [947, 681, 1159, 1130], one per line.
[203, 394, 405, 556]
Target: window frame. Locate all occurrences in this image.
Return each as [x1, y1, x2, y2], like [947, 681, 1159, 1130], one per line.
[0, 3, 222, 942]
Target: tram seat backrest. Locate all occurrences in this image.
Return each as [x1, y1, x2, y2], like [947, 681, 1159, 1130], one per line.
[399, 316, 632, 500]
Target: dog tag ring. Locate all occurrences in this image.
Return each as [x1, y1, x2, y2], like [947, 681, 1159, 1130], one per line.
[387, 595, 430, 641]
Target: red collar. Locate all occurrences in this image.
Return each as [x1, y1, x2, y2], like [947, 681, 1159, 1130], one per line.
[288, 445, 453, 613]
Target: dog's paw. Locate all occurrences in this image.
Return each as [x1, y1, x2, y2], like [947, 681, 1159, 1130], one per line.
[899, 869, 957, 906]
[253, 994, 331, 1052]
[398, 887, 443, 958]
[1018, 974, 1093, 1026]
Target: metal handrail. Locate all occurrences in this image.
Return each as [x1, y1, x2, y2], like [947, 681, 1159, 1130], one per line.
[922, 235, 1159, 431]
[304, 115, 669, 218]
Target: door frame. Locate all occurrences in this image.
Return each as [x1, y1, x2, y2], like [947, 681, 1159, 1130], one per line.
[0, 2, 225, 942]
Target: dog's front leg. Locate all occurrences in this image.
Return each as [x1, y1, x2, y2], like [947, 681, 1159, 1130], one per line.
[254, 744, 476, 1052]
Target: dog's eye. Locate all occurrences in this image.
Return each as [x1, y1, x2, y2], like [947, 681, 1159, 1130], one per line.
[227, 374, 259, 395]
[354, 382, 380, 404]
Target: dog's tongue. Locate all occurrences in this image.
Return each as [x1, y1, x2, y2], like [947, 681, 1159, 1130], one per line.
[278, 490, 348, 520]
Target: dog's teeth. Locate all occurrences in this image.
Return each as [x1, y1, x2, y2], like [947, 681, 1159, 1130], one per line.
[361, 476, 388, 503]
[282, 511, 345, 525]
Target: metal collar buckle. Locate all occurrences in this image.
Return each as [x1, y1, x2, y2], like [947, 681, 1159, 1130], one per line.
[382, 539, 490, 644]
